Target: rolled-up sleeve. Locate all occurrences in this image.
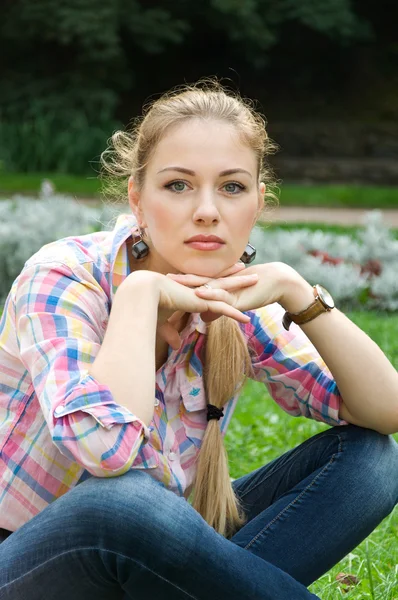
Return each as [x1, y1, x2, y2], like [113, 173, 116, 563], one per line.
[15, 260, 150, 477]
[247, 303, 348, 426]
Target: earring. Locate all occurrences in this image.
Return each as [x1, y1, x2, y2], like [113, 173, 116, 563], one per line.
[239, 242, 256, 264]
[131, 226, 149, 259]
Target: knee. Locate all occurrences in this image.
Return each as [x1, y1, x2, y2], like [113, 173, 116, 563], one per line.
[68, 469, 172, 527]
[338, 424, 398, 509]
[54, 470, 195, 560]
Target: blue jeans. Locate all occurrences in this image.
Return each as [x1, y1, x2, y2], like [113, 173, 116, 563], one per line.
[0, 424, 397, 599]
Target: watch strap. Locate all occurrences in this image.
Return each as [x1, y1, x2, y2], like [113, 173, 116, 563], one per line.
[282, 286, 332, 331]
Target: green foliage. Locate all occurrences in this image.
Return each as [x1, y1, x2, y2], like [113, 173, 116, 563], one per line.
[208, 0, 371, 66]
[0, 1, 188, 173]
[0, 111, 121, 174]
[0, 0, 375, 173]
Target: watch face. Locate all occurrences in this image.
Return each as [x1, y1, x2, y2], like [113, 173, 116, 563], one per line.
[316, 285, 335, 309]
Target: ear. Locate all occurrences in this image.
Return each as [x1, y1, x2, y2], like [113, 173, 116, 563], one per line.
[255, 182, 266, 221]
[128, 176, 146, 227]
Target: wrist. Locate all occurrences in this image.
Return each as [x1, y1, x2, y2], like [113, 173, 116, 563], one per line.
[278, 276, 315, 314]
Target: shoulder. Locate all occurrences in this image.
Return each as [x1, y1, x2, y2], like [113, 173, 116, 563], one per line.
[24, 230, 109, 272]
[11, 231, 112, 310]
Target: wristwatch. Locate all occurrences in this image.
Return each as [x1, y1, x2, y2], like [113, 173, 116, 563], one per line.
[282, 284, 335, 331]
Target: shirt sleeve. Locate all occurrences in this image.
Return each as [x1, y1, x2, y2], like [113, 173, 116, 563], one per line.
[14, 260, 151, 477]
[247, 303, 348, 426]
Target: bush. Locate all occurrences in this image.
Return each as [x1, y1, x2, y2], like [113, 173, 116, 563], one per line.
[0, 186, 118, 304]
[253, 210, 398, 311]
[0, 111, 120, 174]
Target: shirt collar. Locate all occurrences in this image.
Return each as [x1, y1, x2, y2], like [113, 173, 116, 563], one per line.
[109, 212, 138, 302]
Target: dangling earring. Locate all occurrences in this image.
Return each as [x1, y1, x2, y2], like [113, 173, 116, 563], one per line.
[239, 242, 256, 264]
[131, 226, 149, 260]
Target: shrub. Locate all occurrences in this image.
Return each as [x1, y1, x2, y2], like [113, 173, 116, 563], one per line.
[252, 210, 398, 311]
[0, 187, 117, 303]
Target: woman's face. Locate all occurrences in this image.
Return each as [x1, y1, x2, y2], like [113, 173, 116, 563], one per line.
[128, 118, 264, 277]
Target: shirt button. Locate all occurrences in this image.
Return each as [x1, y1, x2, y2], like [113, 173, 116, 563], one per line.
[154, 398, 160, 406]
[169, 451, 177, 461]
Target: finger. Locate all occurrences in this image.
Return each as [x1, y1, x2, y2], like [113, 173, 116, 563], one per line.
[198, 275, 258, 292]
[204, 299, 250, 323]
[157, 322, 182, 350]
[167, 310, 186, 326]
[165, 264, 246, 286]
[215, 262, 246, 277]
[167, 273, 258, 290]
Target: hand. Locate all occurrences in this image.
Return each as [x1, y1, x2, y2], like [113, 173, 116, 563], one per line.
[166, 261, 304, 324]
[156, 262, 260, 349]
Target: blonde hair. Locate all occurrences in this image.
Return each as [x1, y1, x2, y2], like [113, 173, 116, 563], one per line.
[101, 79, 279, 539]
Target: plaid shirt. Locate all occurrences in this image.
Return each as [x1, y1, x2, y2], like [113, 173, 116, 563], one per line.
[0, 213, 346, 531]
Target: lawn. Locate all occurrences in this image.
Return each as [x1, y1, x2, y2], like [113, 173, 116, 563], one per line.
[0, 172, 397, 208]
[226, 310, 398, 599]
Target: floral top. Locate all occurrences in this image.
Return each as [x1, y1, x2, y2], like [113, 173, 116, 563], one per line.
[0, 213, 346, 531]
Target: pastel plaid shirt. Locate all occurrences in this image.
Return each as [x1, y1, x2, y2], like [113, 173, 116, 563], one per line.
[0, 213, 346, 531]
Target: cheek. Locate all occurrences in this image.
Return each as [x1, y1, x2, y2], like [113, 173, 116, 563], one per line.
[235, 204, 257, 234]
[148, 205, 177, 241]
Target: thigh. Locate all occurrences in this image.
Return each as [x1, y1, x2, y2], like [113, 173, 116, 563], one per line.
[231, 425, 341, 524]
[0, 469, 320, 600]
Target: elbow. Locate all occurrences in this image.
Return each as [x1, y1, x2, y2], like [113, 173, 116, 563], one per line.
[372, 405, 398, 435]
[53, 438, 137, 478]
[374, 420, 398, 436]
[339, 400, 398, 436]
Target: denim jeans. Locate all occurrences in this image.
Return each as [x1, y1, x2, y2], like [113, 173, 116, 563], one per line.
[0, 424, 397, 599]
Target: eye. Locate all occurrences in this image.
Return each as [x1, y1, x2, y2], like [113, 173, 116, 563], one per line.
[164, 180, 188, 193]
[222, 182, 246, 194]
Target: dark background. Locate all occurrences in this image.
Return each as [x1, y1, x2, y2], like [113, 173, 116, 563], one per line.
[1, 0, 397, 181]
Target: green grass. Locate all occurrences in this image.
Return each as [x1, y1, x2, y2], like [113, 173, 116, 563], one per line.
[226, 310, 398, 599]
[279, 184, 398, 209]
[0, 172, 397, 208]
[0, 172, 101, 197]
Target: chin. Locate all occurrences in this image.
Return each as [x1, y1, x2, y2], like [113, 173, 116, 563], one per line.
[182, 263, 230, 277]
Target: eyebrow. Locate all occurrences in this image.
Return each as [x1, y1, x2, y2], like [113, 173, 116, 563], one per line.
[157, 167, 253, 178]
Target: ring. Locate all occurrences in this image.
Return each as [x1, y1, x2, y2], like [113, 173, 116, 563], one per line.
[203, 283, 212, 289]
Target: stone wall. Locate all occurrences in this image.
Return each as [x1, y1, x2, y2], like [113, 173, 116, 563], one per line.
[269, 157, 398, 184]
[266, 122, 398, 184]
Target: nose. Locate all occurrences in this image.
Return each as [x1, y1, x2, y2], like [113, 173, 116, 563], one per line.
[192, 189, 220, 224]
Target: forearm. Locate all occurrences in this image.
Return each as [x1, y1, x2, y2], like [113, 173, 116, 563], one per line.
[279, 277, 398, 434]
[88, 272, 159, 427]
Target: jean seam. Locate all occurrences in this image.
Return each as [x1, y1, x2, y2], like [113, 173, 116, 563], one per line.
[238, 432, 341, 501]
[243, 434, 343, 551]
[0, 547, 197, 600]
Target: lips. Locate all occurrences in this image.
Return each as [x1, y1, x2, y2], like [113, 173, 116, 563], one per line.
[185, 235, 225, 243]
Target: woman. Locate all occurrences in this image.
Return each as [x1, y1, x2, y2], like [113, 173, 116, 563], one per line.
[0, 80, 397, 600]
